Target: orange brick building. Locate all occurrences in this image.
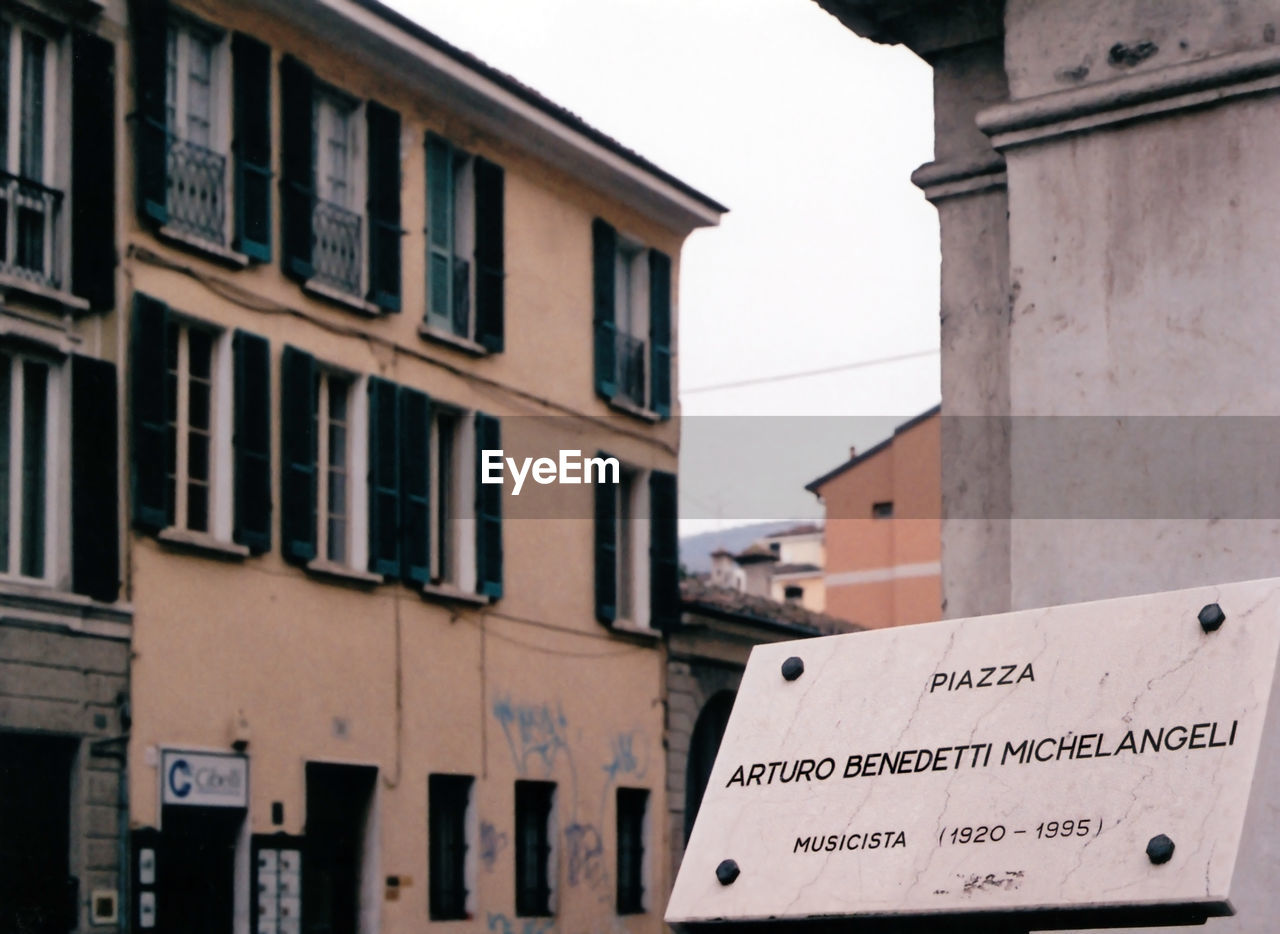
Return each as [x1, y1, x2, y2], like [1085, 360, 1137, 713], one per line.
[806, 407, 940, 628]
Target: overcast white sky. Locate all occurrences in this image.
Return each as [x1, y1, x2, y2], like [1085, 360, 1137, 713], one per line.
[383, 0, 940, 528]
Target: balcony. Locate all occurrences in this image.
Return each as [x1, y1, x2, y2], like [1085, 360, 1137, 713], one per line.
[0, 171, 62, 292]
[312, 199, 362, 297]
[616, 331, 647, 408]
[166, 137, 227, 246]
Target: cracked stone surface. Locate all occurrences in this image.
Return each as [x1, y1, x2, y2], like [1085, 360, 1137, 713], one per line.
[666, 577, 1280, 925]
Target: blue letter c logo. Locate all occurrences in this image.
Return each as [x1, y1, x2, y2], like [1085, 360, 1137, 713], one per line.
[169, 759, 192, 798]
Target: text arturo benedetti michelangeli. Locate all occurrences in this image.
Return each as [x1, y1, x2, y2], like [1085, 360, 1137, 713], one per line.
[724, 661, 1241, 790]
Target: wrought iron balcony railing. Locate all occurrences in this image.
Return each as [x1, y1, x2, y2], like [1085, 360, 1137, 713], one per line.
[312, 199, 363, 297]
[0, 171, 63, 291]
[166, 137, 227, 245]
[616, 331, 647, 408]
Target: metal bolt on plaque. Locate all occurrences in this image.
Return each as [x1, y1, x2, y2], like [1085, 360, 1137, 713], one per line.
[715, 859, 741, 885]
[1146, 834, 1175, 865]
[1198, 603, 1226, 633]
[780, 656, 805, 681]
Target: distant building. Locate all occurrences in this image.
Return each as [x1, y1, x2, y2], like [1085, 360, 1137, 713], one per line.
[706, 524, 826, 612]
[806, 406, 940, 628]
[665, 579, 861, 892]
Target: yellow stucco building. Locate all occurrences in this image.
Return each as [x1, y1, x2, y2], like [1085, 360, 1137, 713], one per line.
[94, 0, 725, 931]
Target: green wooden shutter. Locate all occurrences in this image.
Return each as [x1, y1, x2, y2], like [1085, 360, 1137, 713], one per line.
[280, 345, 317, 563]
[473, 156, 505, 352]
[71, 31, 116, 309]
[366, 101, 403, 311]
[649, 470, 679, 632]
[425, 134, 455, 326]
[232, 33, 272, 262]
[592, 218, 617, 400]
[398, 387, 430, 585]
[367, 377, 401, 577]
[233, 331, 272, 553]
[474, 412, 502, 599]
[71, 355, 120, 602]
[279, 56, 315, 281]
[594, 452, 617, 624]
[130, 293, 171, 531]
[130, 0, 168, 225]
[649, 249, 672, 419]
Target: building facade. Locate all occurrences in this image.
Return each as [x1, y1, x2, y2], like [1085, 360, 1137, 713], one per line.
[806, 406, 940, 628]
[2, 0, 725, 931]
[706, 525, 827, 614]
[818, 0, 1280, 929]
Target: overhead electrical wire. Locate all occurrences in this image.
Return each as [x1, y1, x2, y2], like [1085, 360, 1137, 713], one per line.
[681, 348, 939, 394]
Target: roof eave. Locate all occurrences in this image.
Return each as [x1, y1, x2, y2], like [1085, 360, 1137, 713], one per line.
[260, 0, 727, 233]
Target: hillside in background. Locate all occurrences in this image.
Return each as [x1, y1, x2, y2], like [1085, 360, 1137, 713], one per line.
[679, 521, 802, 574]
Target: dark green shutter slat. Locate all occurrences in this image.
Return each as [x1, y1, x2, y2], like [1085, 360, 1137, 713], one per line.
[594, 451, 617, 625]
[280, 345, 316, 563]
[425, 134, 454, 324]
[649, 470, 679, 632]
[131, 0, 168, 225]
[130, 293, 170, 531]
[474, 157, 504, 352]
[71, 356, 120, 602]
[232, 33, 272, 262]
[233, 331, 272, 553]
[474, 412, 502, 599]
[649, 249, 672, 419]
[592, 218, 617, 400]
[366, 101, 402, 311]
[398, 387, 430, 585]
[367, 377, 401, 577]
[71, 31, 116, 309]
[279, 56, 315, 281]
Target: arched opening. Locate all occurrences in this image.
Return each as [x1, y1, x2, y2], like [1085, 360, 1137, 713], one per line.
[684, 690, 736, 843]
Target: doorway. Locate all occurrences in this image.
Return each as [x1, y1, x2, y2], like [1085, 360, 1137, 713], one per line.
[158, 804, 243, 934]
[304, 763, 377, 934]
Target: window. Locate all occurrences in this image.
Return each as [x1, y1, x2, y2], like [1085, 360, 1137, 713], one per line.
[0, 352, 54, 580]
[0, 17, 59, 289]
[595, 465, 678, 631]
[163, 18, 230, 245]
[303, 763, 376, 934]
[784, 585, 804, 603]
[425, 134, 504, 350]
[279, 56, 400, 310]
[429, 774, 474, 921]
[314, 370, 355, 564]
[616, 788, 649, 915]
[428, 408, 476, 590]
[164, 321, 231, 536]
[591, 219, 672, 418]
[872, 500, 894, 519]
[514, 781, 554, 917]
[132, 294, 270, 555]
[134, 16, 270, 260]
[310, 88, 364, 296]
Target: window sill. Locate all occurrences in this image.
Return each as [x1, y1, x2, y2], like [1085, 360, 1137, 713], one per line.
[0, 274, 92, 315]
[157, 528, 250, 561]
[417, 323, 490, 357]
[157, 225, 252, 269]
[607, 396, 662, 423]
[421, 582, 491, 607]
[303, 280, 383, 316]
[305, 558, 384, 587]
[610, 619, 660, 640]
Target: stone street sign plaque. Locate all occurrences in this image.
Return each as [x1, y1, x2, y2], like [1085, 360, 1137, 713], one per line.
[667, 578, 1280, 927]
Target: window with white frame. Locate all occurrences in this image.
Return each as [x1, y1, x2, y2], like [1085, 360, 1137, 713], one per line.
[613, 239, 649, 409]
[428, 407, 476, 591]
[310, 88, 365, 296]
[0, 351, 58, 581]
[0, 15, 60, 289]
[164, 321, 231, 537]
[613, 465, 649, 627]
[314, 369, 355, 565]
[163, 17, 230, 245]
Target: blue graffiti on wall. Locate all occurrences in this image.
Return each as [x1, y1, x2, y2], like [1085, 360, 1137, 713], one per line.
[493, 695, 572, 775]
[480, 820, 508, 872]
[487, 912, 555, 934]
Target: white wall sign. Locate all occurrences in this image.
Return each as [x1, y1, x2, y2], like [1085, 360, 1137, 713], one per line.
[161, 750, 248, 808]
[667, 577, 1280, 925]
